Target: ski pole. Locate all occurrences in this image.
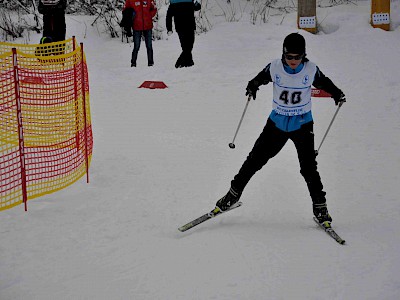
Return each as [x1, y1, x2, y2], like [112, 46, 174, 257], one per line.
[315, 101, 344, 155]
[229, 95, 252, 149]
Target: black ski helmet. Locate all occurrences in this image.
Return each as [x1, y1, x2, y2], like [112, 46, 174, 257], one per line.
[283, 33, 306, 55]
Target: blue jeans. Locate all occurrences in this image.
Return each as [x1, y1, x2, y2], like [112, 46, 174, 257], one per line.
[131, 30, 154, 65]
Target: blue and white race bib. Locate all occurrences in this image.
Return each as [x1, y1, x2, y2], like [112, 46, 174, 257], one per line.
[270, 59, 317, 116]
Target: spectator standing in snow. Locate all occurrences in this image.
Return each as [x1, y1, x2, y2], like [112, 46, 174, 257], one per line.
[216, 33, 346, 225]
[38, 0, 67, 42]
[166, 0, 201, 68]
[123, 0, 157, 67]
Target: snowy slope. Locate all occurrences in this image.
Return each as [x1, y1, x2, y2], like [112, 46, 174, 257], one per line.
[1, 2, 400, 299]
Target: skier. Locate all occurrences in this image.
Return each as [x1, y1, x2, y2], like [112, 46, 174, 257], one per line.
[216, 33, 346, 225]
[123, 0, 157, 67]
[166, 0, 201, 68]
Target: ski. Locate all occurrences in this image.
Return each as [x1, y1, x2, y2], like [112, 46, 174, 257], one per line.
[178, 202, 243, 232]
[313, 217, 346, 245]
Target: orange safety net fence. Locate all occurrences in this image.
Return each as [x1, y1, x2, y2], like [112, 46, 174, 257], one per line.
[0, 38, 92, 211]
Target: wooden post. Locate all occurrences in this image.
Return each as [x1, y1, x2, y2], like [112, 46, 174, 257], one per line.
[298, 0, 317, 33]
[371, 0, 390, 31]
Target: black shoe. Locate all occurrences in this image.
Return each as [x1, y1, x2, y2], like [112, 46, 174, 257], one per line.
[313, 203, 332, 224]
[131, 62, 136, 67]
[216, 187, 241, 211]
[148, 63, 154, 67]
[185, 61, 194, 67]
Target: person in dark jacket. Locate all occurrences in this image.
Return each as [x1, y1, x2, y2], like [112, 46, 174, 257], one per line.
[38, 0, 67, 42]
[215, 33, 346, 226]
[124, 0, 157, 67]
[166, 0, 201, 68]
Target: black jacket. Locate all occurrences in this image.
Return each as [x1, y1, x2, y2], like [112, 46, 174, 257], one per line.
[38, 0, 67, 14]
[166, 1, 200, 32]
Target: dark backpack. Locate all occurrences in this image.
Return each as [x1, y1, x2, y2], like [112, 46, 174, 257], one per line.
[120, 8, 136, 37]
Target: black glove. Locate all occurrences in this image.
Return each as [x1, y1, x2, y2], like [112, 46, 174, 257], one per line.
[245, 80, 259, 100]
[194, 0, 201, 11]
[333, 92, 346, 106]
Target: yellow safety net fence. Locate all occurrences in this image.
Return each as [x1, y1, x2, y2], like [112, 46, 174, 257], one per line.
[0, 37, 93, 211]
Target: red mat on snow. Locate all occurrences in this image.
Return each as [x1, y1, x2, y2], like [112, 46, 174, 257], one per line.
[139, 81, 168, 89]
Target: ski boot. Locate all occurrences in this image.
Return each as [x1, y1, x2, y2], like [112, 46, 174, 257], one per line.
[313, 203, 332, 225]
[216, 187, 241, 212]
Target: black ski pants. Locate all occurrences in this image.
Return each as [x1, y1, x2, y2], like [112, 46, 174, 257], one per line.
[231, 118, 326, 205]
[176, 30, 195, 67]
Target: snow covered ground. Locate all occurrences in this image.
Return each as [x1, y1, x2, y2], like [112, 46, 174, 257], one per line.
[1, 1, 400, 299]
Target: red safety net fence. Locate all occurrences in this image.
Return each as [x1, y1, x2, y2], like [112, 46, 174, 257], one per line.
[0, 37, 93, 211]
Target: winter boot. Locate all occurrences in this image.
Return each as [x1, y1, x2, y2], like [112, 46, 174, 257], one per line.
[216, 187, 241, 211]
[313, 203, 332, 224]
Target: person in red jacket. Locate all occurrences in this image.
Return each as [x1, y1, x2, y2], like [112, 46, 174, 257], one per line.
[123, 0, 157, 67]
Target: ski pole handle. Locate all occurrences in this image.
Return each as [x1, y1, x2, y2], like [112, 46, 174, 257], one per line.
[229, 95, 252, 149]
